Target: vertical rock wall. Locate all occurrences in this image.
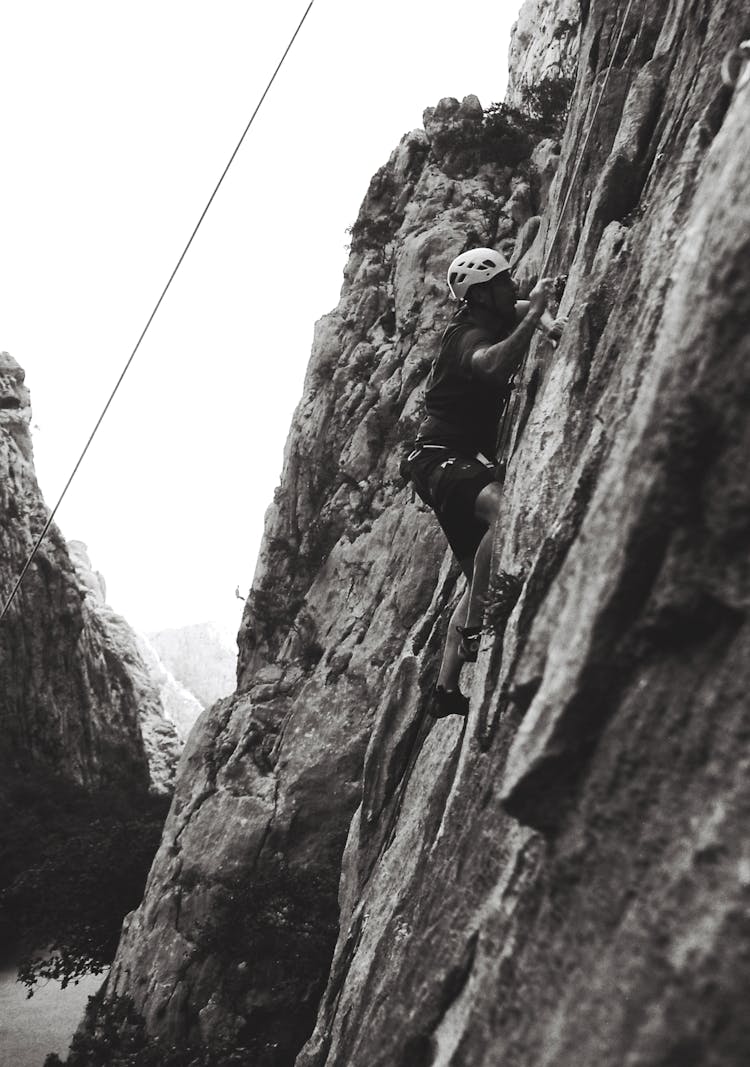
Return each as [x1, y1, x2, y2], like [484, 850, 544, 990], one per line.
[0, 353, 179, 795]
[100, 85, 560, 1067]
[298, 0, 750, 1064]
[506, 0, 580, 108]
[88, 0, 749, 1064]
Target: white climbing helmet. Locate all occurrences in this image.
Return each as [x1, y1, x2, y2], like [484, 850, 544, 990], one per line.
[447, 247, 511, 301]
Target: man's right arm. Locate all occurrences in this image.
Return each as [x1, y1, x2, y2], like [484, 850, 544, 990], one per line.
[471, 278, 555, 384]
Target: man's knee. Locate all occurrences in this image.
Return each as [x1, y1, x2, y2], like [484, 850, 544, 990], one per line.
[474, 481, 503, 524]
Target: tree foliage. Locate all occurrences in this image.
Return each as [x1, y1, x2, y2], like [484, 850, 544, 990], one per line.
[0, 770, 169, 995]
[519, 73, 576, 136]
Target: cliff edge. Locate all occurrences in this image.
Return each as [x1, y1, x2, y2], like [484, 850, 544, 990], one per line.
[0, 355, 180, 796]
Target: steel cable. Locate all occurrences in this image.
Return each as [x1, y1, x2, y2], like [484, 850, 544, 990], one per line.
[1, 0, 317, 624]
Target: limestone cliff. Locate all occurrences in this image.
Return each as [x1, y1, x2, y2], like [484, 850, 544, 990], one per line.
[0, 362, 180, 796]
[86, 1, 750, 1065]
[506, 0, 580, 109]
[98, 88, 555, 1065]
[67, 541, 182, 794]
[299, 2, 750, 1064]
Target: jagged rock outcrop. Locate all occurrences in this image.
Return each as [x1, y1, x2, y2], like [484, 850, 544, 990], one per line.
[0, 362, 179, 796]
[148, 621, 236, 712]
[506, 0, 580, 109]
[67, 541, 182, 793]
[84, 1, 749, 1065]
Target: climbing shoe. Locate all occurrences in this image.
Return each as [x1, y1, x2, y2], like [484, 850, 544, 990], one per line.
[432, 685, 469, 719]
[456, 625, 482, 663]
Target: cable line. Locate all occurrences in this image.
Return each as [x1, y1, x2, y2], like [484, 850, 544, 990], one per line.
[0, 0, 317, 625]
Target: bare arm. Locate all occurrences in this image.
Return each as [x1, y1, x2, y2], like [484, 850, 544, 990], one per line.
[471, 306, 543, 383]
[471, 278, 555, 384]
[516, 299, 561, 335]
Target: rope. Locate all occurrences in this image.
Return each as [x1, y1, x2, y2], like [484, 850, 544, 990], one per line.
[485, 0, 638, 634]
[539, 0, 637, 279]
[0, 0, 317, 625]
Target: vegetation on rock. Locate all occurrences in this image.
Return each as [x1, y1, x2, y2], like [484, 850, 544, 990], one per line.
[0, 771, 169, 994]
[430, 78, 574, 177]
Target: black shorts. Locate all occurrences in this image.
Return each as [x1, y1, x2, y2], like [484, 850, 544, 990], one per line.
[406, 446, 497, 561]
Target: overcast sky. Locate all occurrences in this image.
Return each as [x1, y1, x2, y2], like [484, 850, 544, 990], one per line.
[0, 0, 523, 636]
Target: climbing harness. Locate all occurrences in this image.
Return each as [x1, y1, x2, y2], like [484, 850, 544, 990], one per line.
[0, 0, 317, 626]
[721, 41, 750, 91]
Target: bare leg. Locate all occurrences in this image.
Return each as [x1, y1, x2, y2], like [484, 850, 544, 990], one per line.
[466, 482, 504, 631]
[465, 524, 495, 630]
[437, 585, 470, 691]
[433, 481, 503, 709]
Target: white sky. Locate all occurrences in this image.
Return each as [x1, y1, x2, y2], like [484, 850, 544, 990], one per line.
[0, 0, 522, 635]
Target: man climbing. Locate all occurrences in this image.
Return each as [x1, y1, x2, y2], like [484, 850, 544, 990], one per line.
[404, 247, 565, 718]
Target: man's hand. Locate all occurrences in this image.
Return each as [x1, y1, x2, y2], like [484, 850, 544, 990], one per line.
[545, 316, 568, 342]
[528, 277, 555, 315]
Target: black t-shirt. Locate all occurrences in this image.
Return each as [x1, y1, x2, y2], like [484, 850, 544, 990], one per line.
[416, 304, 513, 460]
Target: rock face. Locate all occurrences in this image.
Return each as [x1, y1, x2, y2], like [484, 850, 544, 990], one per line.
[94, 1, 750, 1065]
[297, 2, 750, 1065]
[102, 90, 551, 1063]
[67, 541, 182, 794]
[0, 366, 180, 796]
[506, 0, 580, 109]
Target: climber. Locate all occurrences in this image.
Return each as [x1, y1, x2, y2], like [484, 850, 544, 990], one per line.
[403, 247, 565, 718]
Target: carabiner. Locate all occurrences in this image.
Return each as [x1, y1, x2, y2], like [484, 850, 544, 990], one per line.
[721, 41, 750, 91]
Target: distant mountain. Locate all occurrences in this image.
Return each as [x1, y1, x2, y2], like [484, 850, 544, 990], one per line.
[134, 634, 204, 743]
[147, 622, 237, 711]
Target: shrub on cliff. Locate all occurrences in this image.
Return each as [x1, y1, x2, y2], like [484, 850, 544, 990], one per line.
[519, 72, 576, 136]
[475, 102, 537, 166]
[430, 81, 574, 175]
[346, 214, 397, 254]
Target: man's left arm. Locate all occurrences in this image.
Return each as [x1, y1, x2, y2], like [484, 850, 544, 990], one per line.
[515, 300, 568, 342]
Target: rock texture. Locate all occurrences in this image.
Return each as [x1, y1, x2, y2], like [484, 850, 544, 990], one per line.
[506, 0, 580, 110]
[100, 86, 556, 1066]
[67, 541, 182, 794]
[88, 1, 749, 1065]
[298, 2, 750, 1065]
[0, 364, 179, 796]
